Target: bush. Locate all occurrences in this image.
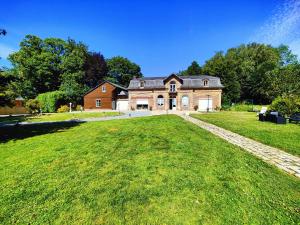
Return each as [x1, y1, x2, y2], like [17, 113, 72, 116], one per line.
[76, 105, 83, 111]
[269, 95, 300, 116]
[36, 91, 65, 113]
[25, 99, 40, 114]
[57, 105, 70, 113]
[229, 103, 253, 112]
[222, 103, 263, 112]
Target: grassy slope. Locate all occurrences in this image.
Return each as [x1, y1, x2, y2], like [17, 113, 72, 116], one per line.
[0, 115, 299, 224]
[191, 112, 300, 157]
[0, 112, 120, 123]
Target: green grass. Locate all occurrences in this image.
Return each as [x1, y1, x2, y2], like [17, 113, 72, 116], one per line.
[191, 111, 300, 156]
[0, 115, 299, 224]
[0, 112, 120, 123]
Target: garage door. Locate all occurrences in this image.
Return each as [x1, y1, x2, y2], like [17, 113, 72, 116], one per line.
[116, 100, 128, 111]
[198, 99, 212, 111]
[136, 99, 149, 110]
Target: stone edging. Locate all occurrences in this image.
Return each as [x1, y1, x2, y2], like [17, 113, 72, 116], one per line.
[181, 114, 300, 179]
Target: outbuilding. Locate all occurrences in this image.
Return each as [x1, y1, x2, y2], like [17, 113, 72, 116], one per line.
[83, 81, 128, 111]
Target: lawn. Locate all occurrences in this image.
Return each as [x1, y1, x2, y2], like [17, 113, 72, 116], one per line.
[0, 111, 120, 123]
[0, 115, 299, 224]
[191, 112, 300, 157]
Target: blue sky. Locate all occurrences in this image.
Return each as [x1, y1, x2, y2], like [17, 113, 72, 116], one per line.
[1, 0, 299, 75]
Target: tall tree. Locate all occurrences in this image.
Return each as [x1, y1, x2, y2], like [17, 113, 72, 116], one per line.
[0, 69, 15, 106]
[276, 44, 298, 66]
[182, 61, 202, 75]
[84, 52, 108, 88]
[59, 38, 89, 102]
[106, 56, 142, 86]
[203, 52, 240, 103]
[187, 61, 202, 75]
[203, 43, 283, 104]
[8, 35, 66, 98]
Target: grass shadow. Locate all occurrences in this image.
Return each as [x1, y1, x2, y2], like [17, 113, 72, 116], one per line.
[0, 115, 28, 124]
[0, 121, 84, 143]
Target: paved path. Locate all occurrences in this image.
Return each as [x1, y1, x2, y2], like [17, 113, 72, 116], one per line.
[0, 111, 152, 127]
[181, 114, 300, 179]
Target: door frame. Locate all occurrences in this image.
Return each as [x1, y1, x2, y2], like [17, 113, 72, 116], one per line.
[169, 98, 177, 110]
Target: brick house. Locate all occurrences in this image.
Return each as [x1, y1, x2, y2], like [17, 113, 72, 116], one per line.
[127, 74, 223, 111]
[83, 81, 128, 110]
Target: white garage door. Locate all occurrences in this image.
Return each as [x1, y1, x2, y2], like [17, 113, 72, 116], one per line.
[136, 99, 149, 110]
[116, 100, 128, 111]
[198, 99, 212, 111]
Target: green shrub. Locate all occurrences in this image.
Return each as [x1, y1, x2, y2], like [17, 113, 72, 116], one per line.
[57, 105, 70, 113]
[222, 103, 263, 112]
[269, 95, 300, 116]
[36, 91, 65, 113]
[76, 105, 83, 111]
[25, 99, 40, 114]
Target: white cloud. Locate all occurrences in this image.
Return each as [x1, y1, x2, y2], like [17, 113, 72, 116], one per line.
[251, 0, 300, 57]
[0, 44, 15, 59]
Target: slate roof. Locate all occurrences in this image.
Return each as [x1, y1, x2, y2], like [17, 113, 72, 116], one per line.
[128, 74, 224, 89]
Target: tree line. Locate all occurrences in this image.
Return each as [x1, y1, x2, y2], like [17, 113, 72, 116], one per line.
[1, 34, 300, 108]
[179, 43, 300, 105]
[0, 34, 142, 106]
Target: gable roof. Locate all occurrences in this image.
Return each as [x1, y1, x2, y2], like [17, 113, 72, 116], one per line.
[128, 74, 224, 89]
[83, 80, 127, 96]
[163, 74, 183, 84]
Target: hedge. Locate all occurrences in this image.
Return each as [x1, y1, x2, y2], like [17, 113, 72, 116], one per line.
[269, 95, 300, 116]
[36, 91, 65, 113]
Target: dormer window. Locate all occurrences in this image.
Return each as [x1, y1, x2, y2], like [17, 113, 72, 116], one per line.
[203, 79, 209, 87]
[102, 85, 106, 92]
[170, 81, 176, 92]
[140, 81, 145, 88]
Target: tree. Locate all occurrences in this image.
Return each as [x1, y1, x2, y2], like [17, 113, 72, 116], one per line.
[266, 64, 300, 98]
[8, 35, 89, 102]
[276, 44, 298, 66]
[0, 29, 6, 36]
[106, 56, 142, 86]
[59, 38, 89, 102]
[84, 52, 108, 88]
[181, 61, 202, 75]
[203, 52, 240, 103]
[8, 35, 66, 98]
[202, 43, 283, 104]
[0, 69, 15, 106]
[187, 61, 202, 75]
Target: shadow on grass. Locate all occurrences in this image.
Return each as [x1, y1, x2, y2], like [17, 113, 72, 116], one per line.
[0, 115, 28, 124]
[0, 121, 84, 143]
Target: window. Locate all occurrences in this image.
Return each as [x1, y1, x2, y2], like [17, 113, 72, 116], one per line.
[96, 99, 101, 107]
[203, 79, 209, 87]
[140, 81, 145, 88]
[182, 96, 189, 107]
[157, 95, 164, 106]
[170, 81, 176, 92]
[102, 85, 106, 92]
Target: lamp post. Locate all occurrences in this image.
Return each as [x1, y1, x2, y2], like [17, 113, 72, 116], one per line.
[69, 102, 72, 113]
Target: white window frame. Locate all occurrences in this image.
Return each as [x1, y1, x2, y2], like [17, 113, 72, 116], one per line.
[157, 96, 164, 106]
[96, 99, 101, 107]
[170, 81, 176, 92]
[102, 85, 106, 92]
[182, 96, 189, 107]
[203, 80, 209, 87]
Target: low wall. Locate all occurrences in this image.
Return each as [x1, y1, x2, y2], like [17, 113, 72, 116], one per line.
[0, 106, 28, 115]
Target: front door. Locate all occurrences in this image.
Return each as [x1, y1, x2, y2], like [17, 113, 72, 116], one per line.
[169, 98, 176, 110]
